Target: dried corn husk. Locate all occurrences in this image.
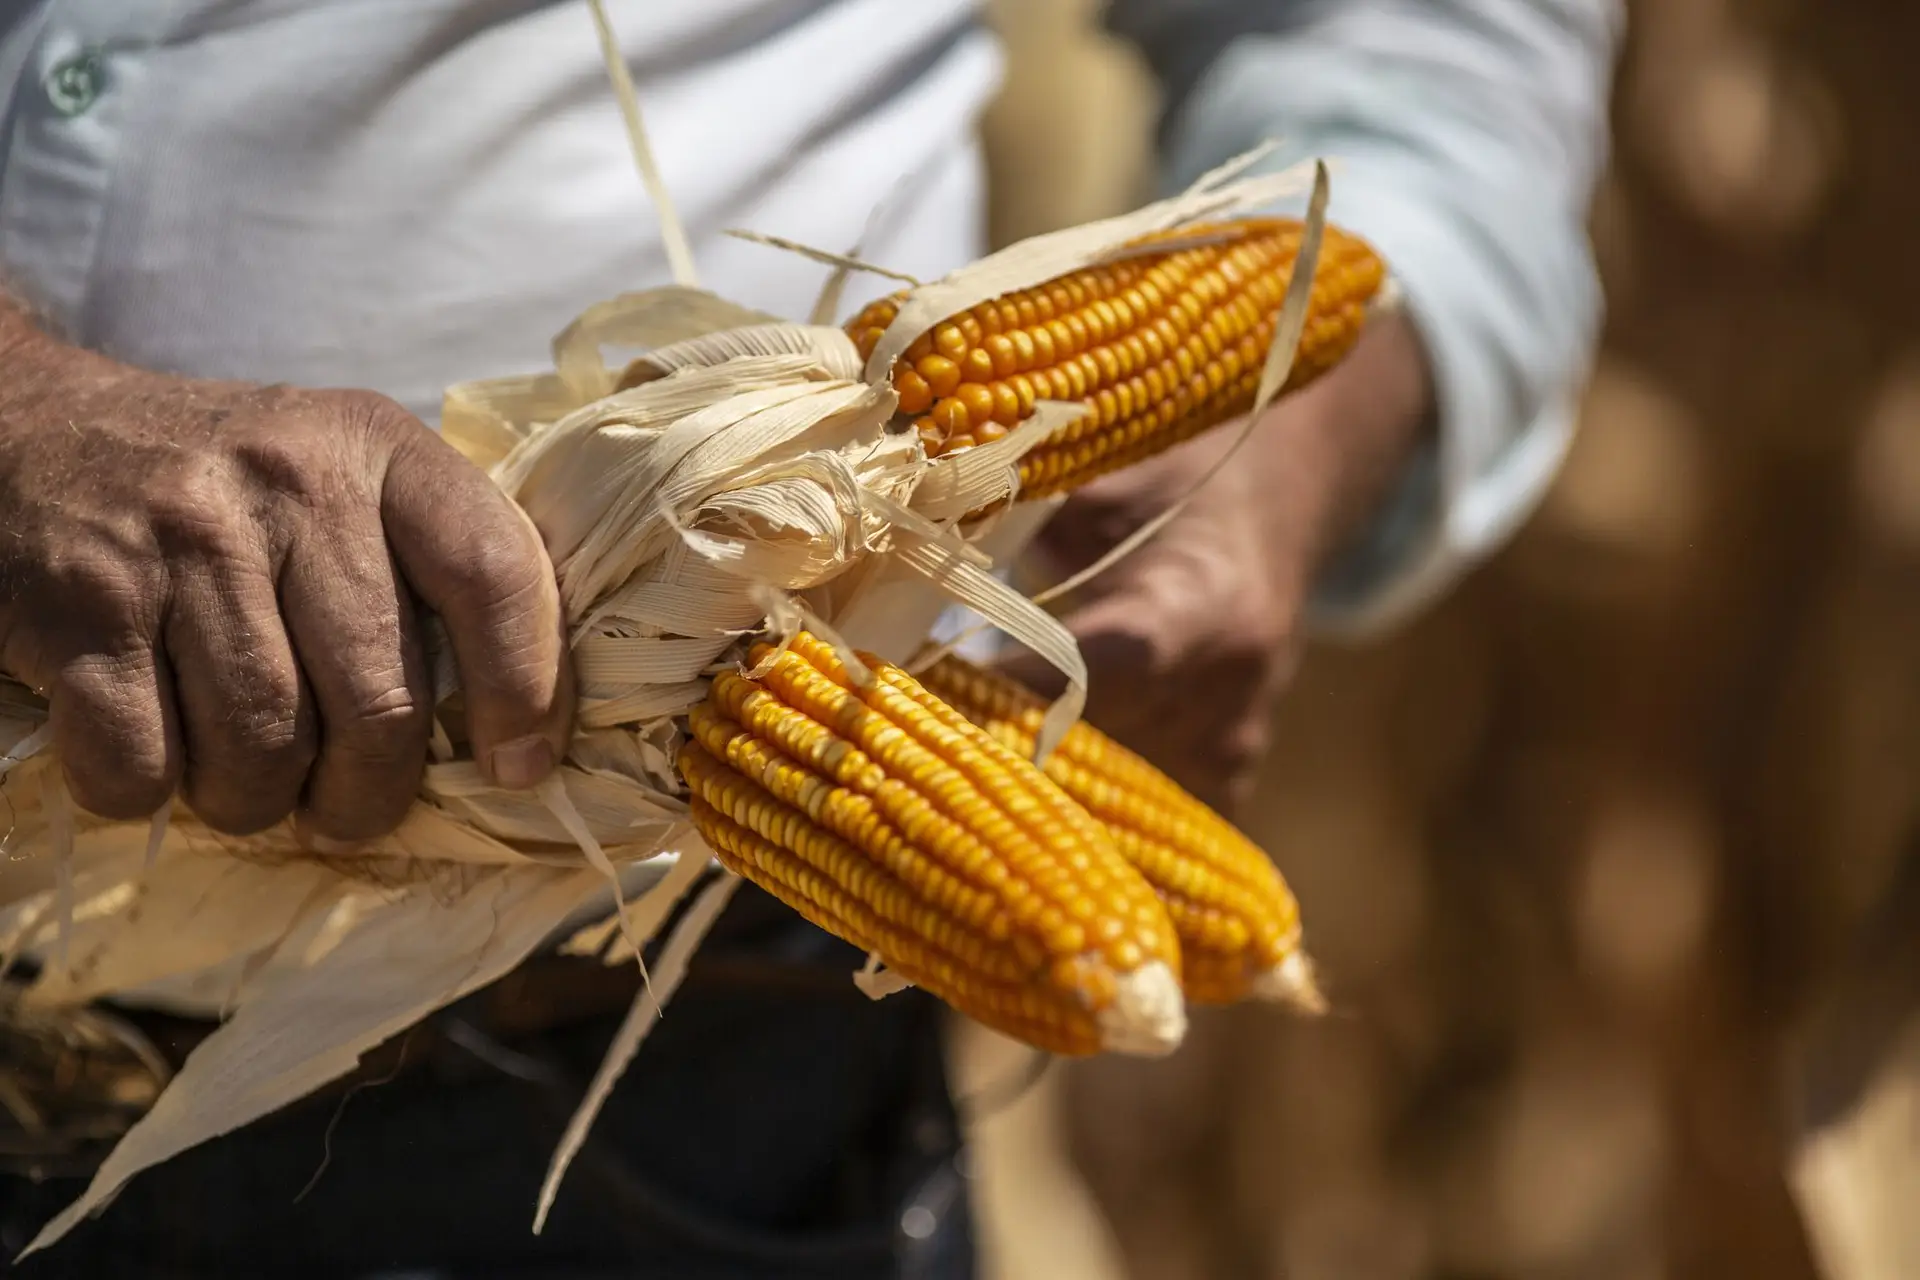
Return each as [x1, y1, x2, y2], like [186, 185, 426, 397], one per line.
[0, 5, 1380, 1248]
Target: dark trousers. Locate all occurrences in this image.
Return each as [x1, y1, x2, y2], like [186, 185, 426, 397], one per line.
[0, 898, 977, 1279]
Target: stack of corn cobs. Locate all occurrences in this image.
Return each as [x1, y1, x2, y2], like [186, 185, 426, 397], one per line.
[671, 216, 1385, 1058]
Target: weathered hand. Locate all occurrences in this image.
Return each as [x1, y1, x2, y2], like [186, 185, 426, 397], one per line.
[1003, 429, 1310, 812]
[0, 311, 572, 845]
[1003, 314, 1433, 813]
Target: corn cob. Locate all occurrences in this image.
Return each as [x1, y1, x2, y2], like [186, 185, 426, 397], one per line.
[676, 632, 1188, 1056]
[916, 653, 1320, 1011]
[845, 217, 1385, 500]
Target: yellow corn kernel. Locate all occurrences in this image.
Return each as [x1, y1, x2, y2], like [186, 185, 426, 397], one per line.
[917, 653, 1322, 1010]
[675, 632, 1189, 1057]
[846, 217, 1385, 501]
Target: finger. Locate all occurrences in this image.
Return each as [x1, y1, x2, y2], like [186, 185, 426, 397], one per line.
[993, 551, 1159, 701]
[994, 589, 1158, 720]
[44, 646, 181, 820]
[380, 428, 571, 789]
[163, 550, 316, 836]
[992, 642, 1069, 701]
[1069, 599, 1170, 739]
[1117, 626, 1291, 812]
[1182, 686, 1274, 813]
[279, 510, 432, 847]
[1026, 427, 1246, 574]
[1024, 495, 1136, 582]
[995, 589, 1231, 796]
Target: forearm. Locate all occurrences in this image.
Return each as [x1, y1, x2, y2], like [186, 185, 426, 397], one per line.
[1251, 311, 1433, 586]
[0, 288, 49, 366]
[1118, 0, 1621, 631]
[0, 287, 121, 409]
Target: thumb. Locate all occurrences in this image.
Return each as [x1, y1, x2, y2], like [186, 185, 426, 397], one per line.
[993, 586, 1159, 709]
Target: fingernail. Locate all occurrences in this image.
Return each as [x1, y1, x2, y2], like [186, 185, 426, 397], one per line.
[488, 735, 555, 790]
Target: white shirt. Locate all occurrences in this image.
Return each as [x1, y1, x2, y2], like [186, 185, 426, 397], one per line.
[0, 0, 1620, 632]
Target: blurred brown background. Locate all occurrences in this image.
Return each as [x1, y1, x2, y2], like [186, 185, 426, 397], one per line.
[950, 2, 1920, 1278]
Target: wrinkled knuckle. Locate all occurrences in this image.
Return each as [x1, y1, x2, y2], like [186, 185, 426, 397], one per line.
[356, 682, 424, 726]
[333, 387, 412, 428]
[333, 682, 427, 752]
[239, 710, 313, 767]
[228, 429, 337, 507]
[191, 645, 306, 726]
[34, 556, 155, 642]
[147, 480, 251, 564]
[199, 707, 312, 781]
[330, 389, 424, 455]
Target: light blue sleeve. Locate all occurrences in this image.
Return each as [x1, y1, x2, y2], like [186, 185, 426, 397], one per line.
[1116, 0, 1623, 635]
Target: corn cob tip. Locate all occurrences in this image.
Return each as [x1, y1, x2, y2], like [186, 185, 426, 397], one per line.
[1097, 959, 1188, 1057]
[678, 632, 1189, 1059]
[915, 653, 1317, 1011]
[1249, 950, 1326, 1015]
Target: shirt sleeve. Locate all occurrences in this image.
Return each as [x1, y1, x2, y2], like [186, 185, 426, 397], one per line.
[1105, 0, 1623, 635]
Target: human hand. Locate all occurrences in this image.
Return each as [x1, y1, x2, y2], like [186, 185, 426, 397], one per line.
[1001, 313, 1433, 813]
[0, 308, 572, 846]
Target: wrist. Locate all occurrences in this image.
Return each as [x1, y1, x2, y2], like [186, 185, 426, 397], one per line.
[0, 293, 137, 423]
[1249, 310, 1435, 581]
[0, 291, 54, 366]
